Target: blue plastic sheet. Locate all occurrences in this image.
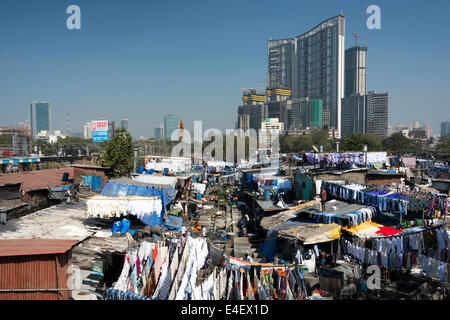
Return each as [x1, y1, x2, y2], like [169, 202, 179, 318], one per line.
[100, 181, 176, 205]
[111, 219, 135, 236]
[139, 213, 162, 227]
[50, 185, 71, 192]
[91, 176, 102, 193]
[100, 181, 178, 227]
[162, 215, 182, 231]
[81, 176, 93, 187]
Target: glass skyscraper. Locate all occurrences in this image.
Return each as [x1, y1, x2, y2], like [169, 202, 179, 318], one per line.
[441, 121, 450, 137]
[345, 46, 367, 97]
[268, 15, 346, 138]
[30, 101, 52, 136]
[120, 118, 129, 131]
[164, 114, 179, 140]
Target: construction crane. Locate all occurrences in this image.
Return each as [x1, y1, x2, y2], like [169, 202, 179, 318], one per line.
[240, 88, 266, 91]
[352, 32, 368, 47]
[254, 80, 268, 84]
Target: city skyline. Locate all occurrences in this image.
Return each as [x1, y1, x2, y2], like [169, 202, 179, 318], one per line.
[0, 0, 449, 138]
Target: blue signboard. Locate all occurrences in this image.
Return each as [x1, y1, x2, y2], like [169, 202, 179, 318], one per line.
[92, 120, 109, 143]
[92, 130, 109, 143]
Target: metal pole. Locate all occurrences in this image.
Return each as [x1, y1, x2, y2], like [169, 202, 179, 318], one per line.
[133, 149, 138, 173]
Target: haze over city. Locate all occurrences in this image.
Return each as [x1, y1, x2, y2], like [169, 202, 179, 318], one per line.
[0, 0, 449, 138]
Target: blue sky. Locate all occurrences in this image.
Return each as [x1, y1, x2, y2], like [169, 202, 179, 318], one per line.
[0, 0, 449, 138]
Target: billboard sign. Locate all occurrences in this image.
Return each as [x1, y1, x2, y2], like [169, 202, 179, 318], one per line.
[92, 120, 109, 143]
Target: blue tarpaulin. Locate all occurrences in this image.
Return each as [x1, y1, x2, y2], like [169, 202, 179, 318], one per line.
[50, 185, 71, 192]
[81, 175, 102, 193]
[91, 176, 102, 193]
[162, 215, 183, 231]
[100, 181, 176, 205]
[100, 181, 177, 227]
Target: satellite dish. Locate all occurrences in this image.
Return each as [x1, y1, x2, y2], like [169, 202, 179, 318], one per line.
[312, 145, 319, 153]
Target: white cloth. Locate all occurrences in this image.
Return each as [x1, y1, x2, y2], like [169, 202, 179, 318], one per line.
[87, 196, 128, 218]
[192, 183, 206, 194]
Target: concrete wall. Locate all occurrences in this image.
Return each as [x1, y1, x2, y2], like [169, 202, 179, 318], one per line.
[312, 172, 367, 185]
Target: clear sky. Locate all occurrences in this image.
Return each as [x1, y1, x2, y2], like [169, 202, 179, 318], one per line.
[0, 0, 449, 138]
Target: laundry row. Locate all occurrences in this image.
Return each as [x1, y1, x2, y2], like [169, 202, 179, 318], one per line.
[343, 240, 450, 282]
[344, 226, 450, 261]
[106, 235, 311, 300]
[304, 152, 387, 168]
[322, 181, 409, 216]
[314, 207, 377, 227]
[86, 195, 163, 220]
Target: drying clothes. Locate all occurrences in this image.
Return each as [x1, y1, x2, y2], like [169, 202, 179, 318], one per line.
[376, 227, 404, 237]
[87, 196, 128, 218]
[226, 270, 234, 300]
[438, 262, 447, 282]
[213, 270, 220, 301]
[128, 197, 163, 219]
[436, 227, 448, 254]
[192, 183, 207, 195]
[219, 268, 227, 300]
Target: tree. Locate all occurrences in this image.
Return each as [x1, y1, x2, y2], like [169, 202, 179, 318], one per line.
[435, 135, 450, 156]
[382, 133, 420, 154]
[101, 128, 134, 177]
[341, 133, 383, 151]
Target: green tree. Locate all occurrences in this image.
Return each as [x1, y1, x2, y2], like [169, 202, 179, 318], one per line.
[56, 136, 99, 156]
[435, 135, 450, 156]
[0, 134, 13, 148]
[101, 128, 134, 177]
[382, 133, 421, 154]
[33, 139, 57, 156]
[341, 133, 383, 151]
[310, 129, 331, 151]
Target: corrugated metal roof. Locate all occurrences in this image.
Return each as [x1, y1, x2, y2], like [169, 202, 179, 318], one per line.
[0, 168, 74, 192]
[0, 239, 77, 257]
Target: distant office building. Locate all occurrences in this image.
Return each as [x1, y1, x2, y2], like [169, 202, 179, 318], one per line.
[268, 39, 296, 89]
[310, 100, 323, 128]
[441, 121, 450, 137]
[83, 122, 92, 139]
[238, 114, 250, 134]
[341, 91, 388, 138]
[239, 91, 267, 133]
[322, 108, 331, 129]
[290, 98, 310, 131]
[290, 98, 323, 131]
[30, 101, 52, 136]
[345, 46, 367, 97]
[411, 120, 420, 130]
[265, 88, 292, 131]
[120, 118, 129, 131]
[366, 91, 389, 138]
[341, 94, 366, 138]
[108, 121, 115, 140]
[154, 124, 164, 140]
[259, 118, 284, 151]
[164, 114, 179, 140]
